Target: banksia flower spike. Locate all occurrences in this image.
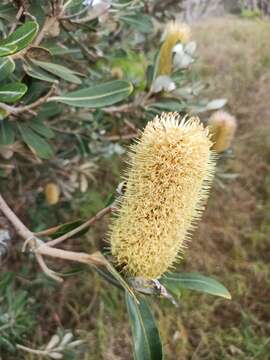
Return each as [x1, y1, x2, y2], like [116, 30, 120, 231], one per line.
[158, 22, 191, 76]
[45, 182, 60, 205]
[208, 111, 237, 153]
[110, 113, 216, 279]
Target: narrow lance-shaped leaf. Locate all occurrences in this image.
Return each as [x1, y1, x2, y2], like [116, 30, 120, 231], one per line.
[0, 21, 39, 54]
[125, 292, 163, 360]
[18, 124, 54, 159]
[0, 57, 15, 81]
[0, 3, 17, 22]
[146, 100, 186, 113]
[100, 253, 138, 301]
[0, 120, 15, 145]
[0, 108, 8, 120]
[120, 14, 153, 33]
[0, 44, 17, 57]
[29, 119, 55, 139]
[0, 82, 27, 103]
[49, 80, 134, 108]
[31, 59, 82, 84]
[160, 272, 231, 299]
[23, 63, 58, 83]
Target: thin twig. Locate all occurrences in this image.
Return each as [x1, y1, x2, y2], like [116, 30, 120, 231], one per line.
[9, 6, 24, 35]
[124, 119, 139, 132]
[0, 86, 56, 116]
[103, 103, 135, 114]
[46, 205, 114, 247]
[61, 22, 97, 61]
[37, 246, 105, 267]
[0, 195, 33, 241]
[33, 16, 59, 46]
[35, 251, 63, 282]
[60, 5, 89, 19]
[103, 133, 138, 141]
[0, 194, 108, 280]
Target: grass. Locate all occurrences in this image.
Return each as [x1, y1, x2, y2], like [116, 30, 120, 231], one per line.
[2, 17, 270, 359]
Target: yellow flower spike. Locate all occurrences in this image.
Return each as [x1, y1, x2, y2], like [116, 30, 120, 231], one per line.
[208, 110, 237, 153]
[110, 112, 216, 279]
[158, 21, 191, 76]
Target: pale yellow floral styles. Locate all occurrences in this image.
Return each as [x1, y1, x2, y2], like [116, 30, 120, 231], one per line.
[110, 113, 215, 279]
[158, 22, 191, 76]
[208, 111, 237, 153]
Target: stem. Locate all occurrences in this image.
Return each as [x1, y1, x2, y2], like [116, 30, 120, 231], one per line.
[103, 133, 138, 141]
[8, 6, 24, 35]
[16, 344, 46, 356]
[33, 16, 59, 46]
[46, 205, 114, 247]
[37, 246, 105, 267]
[103, 103, 135, 114]
[62, 22, 97, 61]
[0, 195, 33, 241]
[0, 86, 56, 116]
[0, 194, 108, 279]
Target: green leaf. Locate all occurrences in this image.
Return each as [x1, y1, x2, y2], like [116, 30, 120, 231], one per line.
[0, 3, 17, 22]
[50, 80, 133, 108]
[95, 267, 123, 290]
[125, 293, 163, 360]
[36, 103, 63, 122]
[23, 63, 58, 83]
[0, 82, 27, 103]
[0, 44, 17, 57]
[0, 21, 39, 54]
[18, 124, 54, 159]
[120, 14, 153, 33]
[100, 253, 138, 302]
[49, 219, 89, 239]
[146, 100, 186, 113]
[29, 119, 55, 139]
[0, 57, 15, 81]
[160, 272, 231, 300]
[0, 108, 8, 120]
[31, 59, 82, 84]
[0, 120, 15, 145]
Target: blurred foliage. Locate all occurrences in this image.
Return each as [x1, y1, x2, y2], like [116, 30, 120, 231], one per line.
[0, 272, 36, 353]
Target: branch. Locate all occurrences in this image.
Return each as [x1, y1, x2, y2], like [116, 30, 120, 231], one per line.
[0, 86, 56, 116]
[46, 204, 114, 247]
[8, 6, 24, 35]
[0, 195, 33, 241]
[103, 133, 138, 142]
[103, 103, 135, 114]
[0, 194, 107, 281]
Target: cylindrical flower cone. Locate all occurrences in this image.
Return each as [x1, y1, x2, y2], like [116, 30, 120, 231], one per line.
[158, 22, 191, 76]
[208, 111, 237, 153]
[110, 113, 215, 279]
[45, 183, 60, 205]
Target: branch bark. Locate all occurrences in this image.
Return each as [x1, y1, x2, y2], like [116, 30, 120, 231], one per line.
[0, 194, 108, 280]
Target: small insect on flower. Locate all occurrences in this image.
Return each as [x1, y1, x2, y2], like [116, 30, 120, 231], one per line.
[208, 110, 237, 153]
[158, 22, 191, 76]
[110, 112, 216, 279]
